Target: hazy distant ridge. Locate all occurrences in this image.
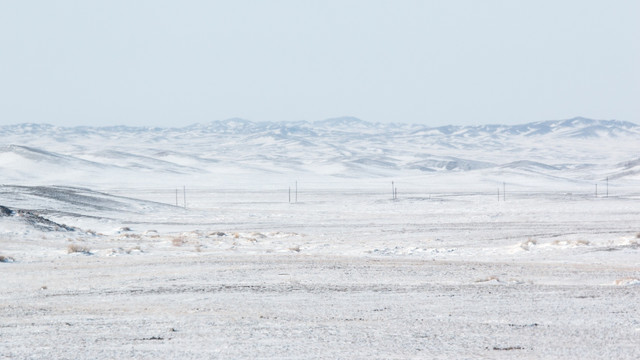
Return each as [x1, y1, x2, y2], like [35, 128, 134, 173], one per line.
[2, 116, 638, 137]
[1, 117, 639, 187]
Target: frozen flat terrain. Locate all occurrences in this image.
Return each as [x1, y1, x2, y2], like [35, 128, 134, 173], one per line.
[1, 118, 640, 358]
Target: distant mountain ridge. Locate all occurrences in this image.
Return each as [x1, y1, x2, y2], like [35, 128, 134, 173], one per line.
[1, 116, 638, 137]
[1, 117, 639, 187]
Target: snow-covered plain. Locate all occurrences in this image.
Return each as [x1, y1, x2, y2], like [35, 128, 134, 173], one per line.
[1, 117, 640, 358]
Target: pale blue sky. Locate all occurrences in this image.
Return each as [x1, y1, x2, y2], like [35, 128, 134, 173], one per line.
[1, 1, 638, 127]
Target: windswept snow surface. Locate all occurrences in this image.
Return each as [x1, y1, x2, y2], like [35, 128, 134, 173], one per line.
[1, 118, 640, 359]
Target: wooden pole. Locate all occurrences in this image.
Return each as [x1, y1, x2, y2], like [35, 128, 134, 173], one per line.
[503, 182, 506, 201]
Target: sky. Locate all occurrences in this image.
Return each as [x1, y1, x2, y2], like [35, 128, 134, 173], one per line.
[1, 0, 638, 127]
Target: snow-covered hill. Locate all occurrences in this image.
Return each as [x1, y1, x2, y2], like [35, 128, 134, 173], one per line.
[1, 117, 638, 189]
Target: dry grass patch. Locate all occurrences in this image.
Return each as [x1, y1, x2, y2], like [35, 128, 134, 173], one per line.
[119, 233, 142, 240]
[144, 230, 160, 238]
[614, 277, 640, 286]
[67, 244, 92, 254]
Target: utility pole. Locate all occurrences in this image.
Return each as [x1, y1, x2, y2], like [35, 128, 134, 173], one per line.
[175, 188, 178, 207]
[392, 181, 395, 200]
[288, 186, 291, 203]
[595, 183, 598, 198]
[183, 185, 187, 209]
[295, 181, 298, 203]
[503, 182, 506, 202]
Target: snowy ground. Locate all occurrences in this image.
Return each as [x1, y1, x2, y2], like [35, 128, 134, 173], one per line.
[1, 185, 639, 358]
